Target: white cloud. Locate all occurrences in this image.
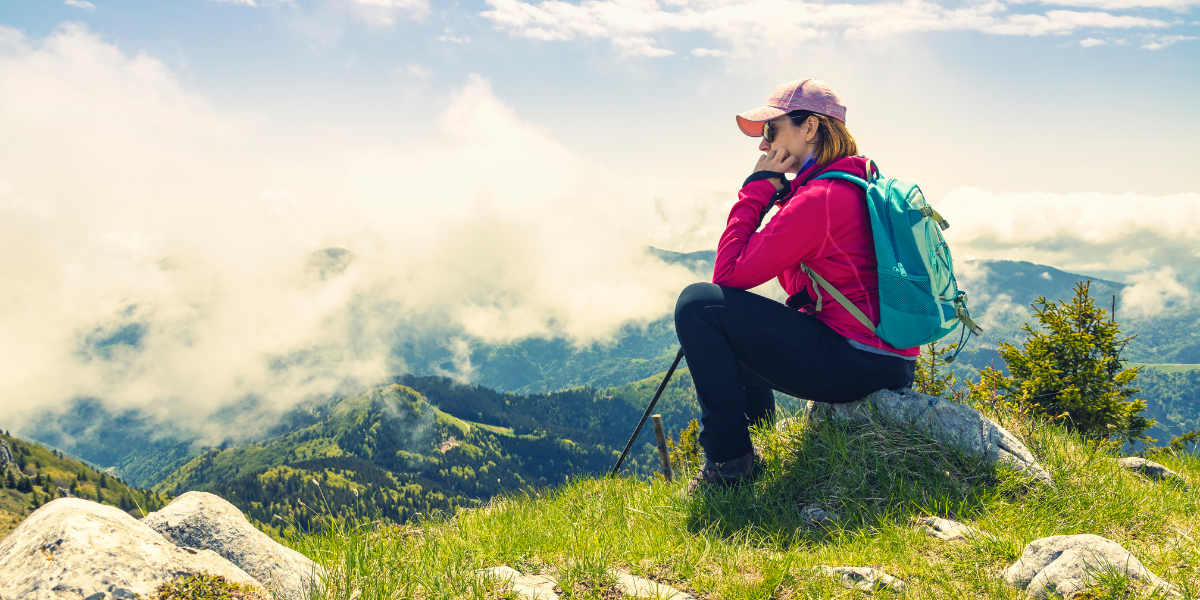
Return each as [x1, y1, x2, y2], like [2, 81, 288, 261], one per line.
[935, 187, 1200, 275]
[0, 25, 702, 439]
[1016, 0, 1200, 11]
[1040, 271, 1052, 280]
[437, 28, 471, 42]
[480, 0, 1169, 56]
[1120, 267, 1191, 318]
[393, 63, 431, 78]
[64, 0, 96, 10]
[1142, 34, 1197, 49]
[691, 47, 729, 57]
[613, 36, 675, 57]
[1080, 36, 1107, 46]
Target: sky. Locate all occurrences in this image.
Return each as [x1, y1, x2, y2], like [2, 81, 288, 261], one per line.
[0, 0, 1197, 436]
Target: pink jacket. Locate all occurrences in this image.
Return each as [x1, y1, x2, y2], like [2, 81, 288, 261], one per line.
[713, 155, 920, 357]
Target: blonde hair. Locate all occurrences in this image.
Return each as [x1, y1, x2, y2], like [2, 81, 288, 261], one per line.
[789, 111, 858, 166]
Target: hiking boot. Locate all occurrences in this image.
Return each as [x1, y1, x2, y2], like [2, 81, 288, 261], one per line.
[686, 451, 763, 494]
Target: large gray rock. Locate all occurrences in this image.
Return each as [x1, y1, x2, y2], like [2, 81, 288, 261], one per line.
[1116, 457, 1187, 484]
[806, 388, 1053, 485]
[143, 491, 324, 600]
[0, 498, 264, 600]
[1001, 534, 1179, 599]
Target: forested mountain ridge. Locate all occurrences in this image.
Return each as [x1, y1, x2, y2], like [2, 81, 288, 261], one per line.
[144, 379, 712, 537]
[12, 252, 1198, 494]
[0, 431, 170, 539]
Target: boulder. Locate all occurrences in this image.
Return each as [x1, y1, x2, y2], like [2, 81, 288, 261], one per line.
[806, 388, 1053, 485]
[1001, 534, 1178, 599]
[814, 566, 904, 592]
[0, 498, 264, 600]
[913, 516, 988, 542]
[143, 491, 324, 600]
[1115, 457, 1186, 484]
[476, 566, 559, 600]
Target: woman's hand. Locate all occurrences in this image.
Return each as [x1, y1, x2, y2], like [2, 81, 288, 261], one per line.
[753, 148, 799, 190]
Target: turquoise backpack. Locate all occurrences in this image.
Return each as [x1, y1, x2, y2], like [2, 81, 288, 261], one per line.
[801, 160, 983, 359]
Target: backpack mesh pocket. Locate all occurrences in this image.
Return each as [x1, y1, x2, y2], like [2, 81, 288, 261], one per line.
[878, 271, 940, 317]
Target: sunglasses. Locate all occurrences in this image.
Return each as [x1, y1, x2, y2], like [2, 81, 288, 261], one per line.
[758, 116, 796, 145]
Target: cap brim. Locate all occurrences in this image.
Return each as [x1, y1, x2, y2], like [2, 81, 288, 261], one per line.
[735, 106, 787, 137]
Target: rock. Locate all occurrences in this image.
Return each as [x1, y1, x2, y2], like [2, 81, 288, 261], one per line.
[476, 566, 559, 600]
[143, 491, 324, 600]
[610, 569, 693, 599]
[914, 516, 986, 542]
[56, 486, 72, 498]
[814, 566, 905, 592]
[0, 439, 12, 467]
[800, 506, 837, 528]
[806, 388, 1053, 485]
[0, 498, 264, 600]
[1115, 457, 1187, 484]
[1001, 534, 1179, 599]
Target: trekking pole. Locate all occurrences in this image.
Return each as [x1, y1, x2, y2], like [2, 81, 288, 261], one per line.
[609, 347, 686, 478]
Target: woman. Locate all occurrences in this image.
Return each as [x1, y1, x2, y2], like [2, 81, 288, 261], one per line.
[675, 78, 918, 492]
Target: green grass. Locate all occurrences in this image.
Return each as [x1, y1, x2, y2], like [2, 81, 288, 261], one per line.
[1132, 364, 1200, 375]
[290, 404, 1200, 600]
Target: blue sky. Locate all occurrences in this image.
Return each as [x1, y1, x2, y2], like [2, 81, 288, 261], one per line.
[0, 0, 1197, 426]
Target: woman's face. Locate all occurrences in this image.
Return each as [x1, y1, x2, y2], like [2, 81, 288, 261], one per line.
[758, 116, 819, 171]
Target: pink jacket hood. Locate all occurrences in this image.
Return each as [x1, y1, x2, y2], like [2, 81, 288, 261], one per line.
[713, 156, 920, 356]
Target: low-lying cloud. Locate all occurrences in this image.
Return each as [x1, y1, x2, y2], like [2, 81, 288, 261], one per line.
[0, 24, 702, 439]
[936, 187, 1200, 276]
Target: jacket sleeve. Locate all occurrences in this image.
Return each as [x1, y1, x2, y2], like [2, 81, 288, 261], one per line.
[712, 179, 833, 289]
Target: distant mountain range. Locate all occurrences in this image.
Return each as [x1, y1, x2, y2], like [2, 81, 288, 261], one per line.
[11, 250, 1200, 497]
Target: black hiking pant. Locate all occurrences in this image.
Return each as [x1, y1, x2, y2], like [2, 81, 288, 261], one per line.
[674, 283, 915, 462]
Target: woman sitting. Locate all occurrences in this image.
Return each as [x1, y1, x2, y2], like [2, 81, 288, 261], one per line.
[675, 78, 918, 492]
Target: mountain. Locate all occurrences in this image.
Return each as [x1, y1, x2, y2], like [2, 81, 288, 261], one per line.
[14, 250, 1199, 492]
[0, 431, 170, 539]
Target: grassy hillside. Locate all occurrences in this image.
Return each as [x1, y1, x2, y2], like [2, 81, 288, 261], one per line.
[292, 402, 1200, 600]
[0, 432, 170, 539]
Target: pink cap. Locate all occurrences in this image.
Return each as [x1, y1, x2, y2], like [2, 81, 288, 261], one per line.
[735, 79, 847, 137]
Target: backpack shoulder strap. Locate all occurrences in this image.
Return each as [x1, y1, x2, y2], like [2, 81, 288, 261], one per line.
[799, 263, 876, 332]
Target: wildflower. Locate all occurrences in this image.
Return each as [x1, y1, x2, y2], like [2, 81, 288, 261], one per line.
[298, 500, 305, 507]
[353, 488, 359, 498]
[273, 514, 282, 520]
[312, 478, 319, 486]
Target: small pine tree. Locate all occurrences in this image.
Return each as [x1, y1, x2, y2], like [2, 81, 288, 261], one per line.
[666, 419, 702, 474]
[99, 473, 108, 489]
[979, 281, 1152, 445]
[17, 476, 33, 493]
[913, 341, 960, 399]
[16, 454, 26, 472]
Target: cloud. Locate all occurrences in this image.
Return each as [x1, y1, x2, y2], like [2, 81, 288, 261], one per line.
[690, 47, 729, 57]
[1142, 34, 1197, 48]
[436, 28, 471, 42]
[64, 0, 96, 10]
[0, 25, 701, 440]
[935, 187, 1200, 275]
[1080, 36, 1107, 45]
[480, 0, 1170, 56]
[1120, 267, 1191, 318]
[393, 63, 431, 78]
[613, 36, 674, 56]
[1016, 0, 1200, 11]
